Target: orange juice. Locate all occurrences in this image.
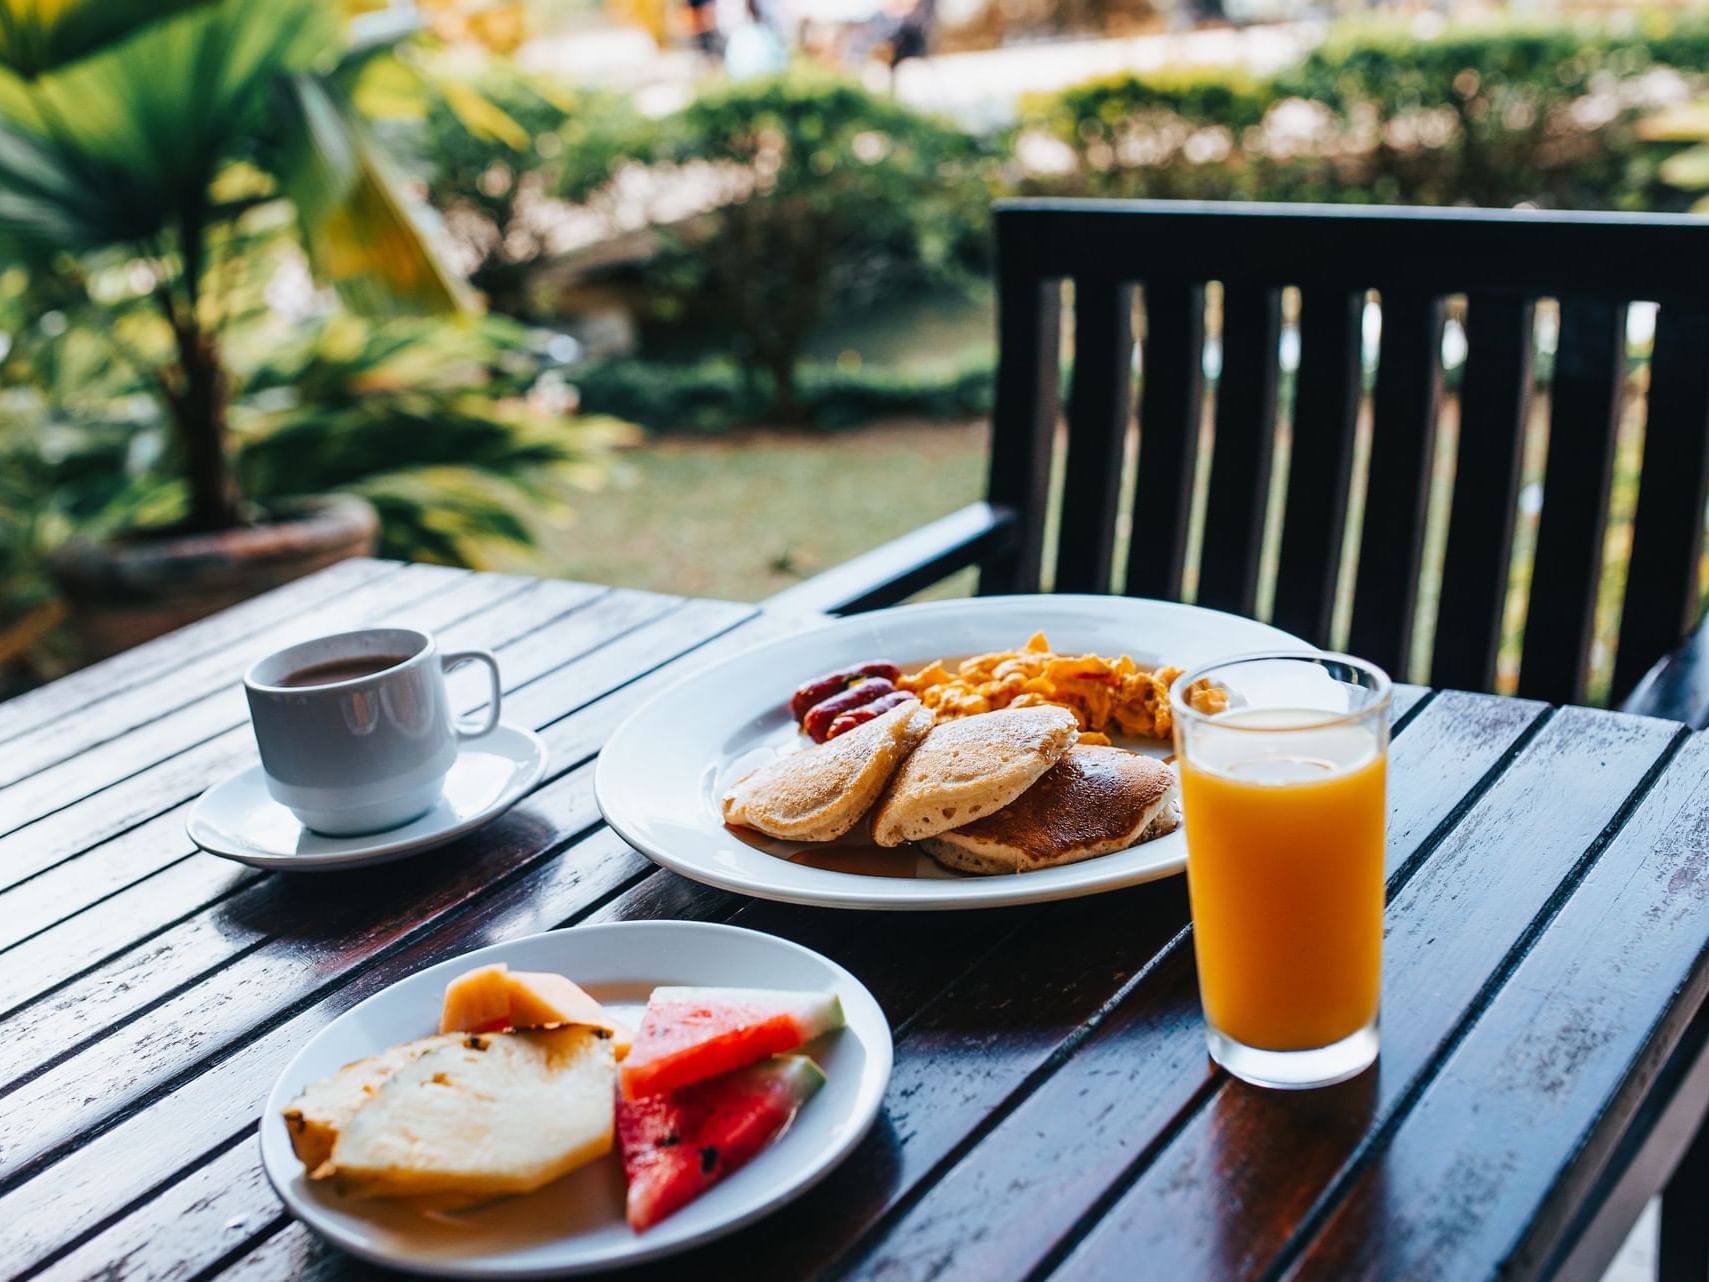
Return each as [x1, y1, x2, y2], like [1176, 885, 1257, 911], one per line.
[1179, 710, 1386, 1052]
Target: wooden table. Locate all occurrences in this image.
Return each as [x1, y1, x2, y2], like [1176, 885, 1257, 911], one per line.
[6, 560, 1709, 1282]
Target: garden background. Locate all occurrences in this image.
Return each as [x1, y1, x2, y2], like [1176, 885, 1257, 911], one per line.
[7, 0, 1709, 702]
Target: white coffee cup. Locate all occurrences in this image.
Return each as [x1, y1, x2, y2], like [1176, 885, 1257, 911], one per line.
[243, 627, 502, 835]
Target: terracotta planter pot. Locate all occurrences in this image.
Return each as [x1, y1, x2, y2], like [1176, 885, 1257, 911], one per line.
[49, 494, 380, 660]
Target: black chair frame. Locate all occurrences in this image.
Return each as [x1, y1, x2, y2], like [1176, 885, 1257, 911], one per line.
[770, 199, 1709, 723]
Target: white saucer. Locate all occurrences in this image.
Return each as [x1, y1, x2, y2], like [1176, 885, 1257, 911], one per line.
[188, 723, 548, 871]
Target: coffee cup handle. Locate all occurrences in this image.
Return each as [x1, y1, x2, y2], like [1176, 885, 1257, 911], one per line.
[444, 649, 502, 739]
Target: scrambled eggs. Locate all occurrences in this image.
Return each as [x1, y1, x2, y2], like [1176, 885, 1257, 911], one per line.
[899, 631, 1226, 743]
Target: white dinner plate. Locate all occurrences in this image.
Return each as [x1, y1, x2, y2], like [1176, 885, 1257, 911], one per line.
[261, 921, 891, 1278]
[595, 594, 1314, 910]
[188, 723, 547, 871]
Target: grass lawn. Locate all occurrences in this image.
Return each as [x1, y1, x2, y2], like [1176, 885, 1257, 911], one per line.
[519, 418, 989, 602]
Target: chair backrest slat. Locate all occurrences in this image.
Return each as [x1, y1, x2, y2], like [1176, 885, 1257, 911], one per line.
[1126, 281, 1206, 601]
[1196, 283, 1282, 616]
[983, 224, 1062, 595]
[990, 200, 1709, 701]
[1517, 300, 1628, 705]
[1611, 305, 1709, 701]
[1431, 296, 1535, 692]
[1272, 288, 1364, 647]
[1347, 291, 1445, 678]
[1055, 279, 1136, 594]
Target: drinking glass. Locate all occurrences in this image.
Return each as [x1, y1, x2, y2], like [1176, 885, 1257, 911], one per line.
[1170, 652, 1390, 1090]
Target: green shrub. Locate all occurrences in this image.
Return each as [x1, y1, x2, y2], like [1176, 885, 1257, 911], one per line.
[1024, 66, 1299, 202]
[411, 56, 649, 317]
[574, 356, 993, 434]
[1026, 15, 1709, 211]
[642, 70, 1002, 417]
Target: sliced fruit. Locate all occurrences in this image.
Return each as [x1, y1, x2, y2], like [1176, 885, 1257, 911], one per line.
[324, 1027, 616, 1199]
[282, 1033, 465, 1175]
[620, 986, 843, 1100]
[439, 963, 633, 1056]
[618, 1055, 826, 1231]
[439, 964, 512, 1035]
[507, 971, 632, 1055]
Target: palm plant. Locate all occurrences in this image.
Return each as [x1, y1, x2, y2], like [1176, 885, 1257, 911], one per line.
[0, 0, 468, 533]
[0, 285, 632, 572]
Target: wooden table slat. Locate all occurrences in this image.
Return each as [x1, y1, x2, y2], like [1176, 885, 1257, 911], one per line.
[0, 571, 542, 898]
[829, 690, 1554, 1282]
[0, 565, 526, 794]
[1046, 707, 1681, 1282]
[0, 559, 398, 745]
[0, 568, 529, 845]
[2, 563, 1704, 1282]
[0, 592, 700, 1077]
[36, 840, 1060, 1282]
[0, 586, 681, 1016]
[0, 598, 755, 1180]
[30, 1134, 274, 1282]
[1390, 682, 1431, 726]
[1282, 728, 1709, 1282]
[157, 685, 1448, 1282]
[0, 608, 815, 1279]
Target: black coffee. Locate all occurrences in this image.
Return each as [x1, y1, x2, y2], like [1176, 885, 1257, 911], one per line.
[277, 655, 411, 688]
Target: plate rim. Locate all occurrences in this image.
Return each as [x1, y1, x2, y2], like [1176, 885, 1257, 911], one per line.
[260, 919, 894, 1278]
[595, 594, 1312, 910]
[188, 723, 548, 870]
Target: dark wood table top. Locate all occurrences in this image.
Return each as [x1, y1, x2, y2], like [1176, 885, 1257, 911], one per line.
[6, 559, 1709, 1282]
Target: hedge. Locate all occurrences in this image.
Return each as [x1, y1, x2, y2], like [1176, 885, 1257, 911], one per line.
[1022, 14, 1709, 211]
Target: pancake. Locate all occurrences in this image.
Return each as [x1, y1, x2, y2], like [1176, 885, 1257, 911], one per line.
[722, 701, 933, 842]
[920, 745, 1179, 874]
[868, 705, 1079, 848]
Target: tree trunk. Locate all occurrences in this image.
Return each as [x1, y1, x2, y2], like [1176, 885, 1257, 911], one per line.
[164, 195, 243, 534]
[167, 318, 243, 532]
[765, 345, 802, 421]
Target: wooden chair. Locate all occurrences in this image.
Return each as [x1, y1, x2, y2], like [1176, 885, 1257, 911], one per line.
[770, 199, 1709, 722]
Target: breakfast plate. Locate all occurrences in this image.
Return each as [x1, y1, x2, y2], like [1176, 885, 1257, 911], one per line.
[595, 594, 1315, 910]
[261, 920, 892, 1277]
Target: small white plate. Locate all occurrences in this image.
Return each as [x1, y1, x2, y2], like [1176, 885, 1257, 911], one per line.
[595, 595, 1314, 911]
[260, 921, 892, 1278]
[188, 723, 547, 870]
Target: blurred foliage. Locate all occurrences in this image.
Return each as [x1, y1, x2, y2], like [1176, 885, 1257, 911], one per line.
[0, 0, 477, 540]
[1023, 65, 1278, 201]
[574, 355, 993, 434]
[0, 218, 629, 691]
[0, 260, 632, 604]
[0, 2, 634, 690]
[1640, 97, 1709, 211]
[417, 0, 533, 56]
[408, 64, 999, 416]
[0, 0, 214, 79]
[409, 52, 647, 316]
[400, 19, 1709, 431]
[0, 0, 466, 308]
[1024, 14, 1709, 210]
[233, 314, 634, 566]
[640, 70, 1001, 417]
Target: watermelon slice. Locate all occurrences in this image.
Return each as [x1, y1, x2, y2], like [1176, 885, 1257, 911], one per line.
[617, 1055, 825, 1231]
[619, 986, 844, 1100]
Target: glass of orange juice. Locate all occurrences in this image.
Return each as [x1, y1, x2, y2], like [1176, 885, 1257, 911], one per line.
[1170, 652, 1390, 1090]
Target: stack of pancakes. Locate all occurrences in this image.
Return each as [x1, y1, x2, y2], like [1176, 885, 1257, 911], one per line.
[722, 703, 1180, 875]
